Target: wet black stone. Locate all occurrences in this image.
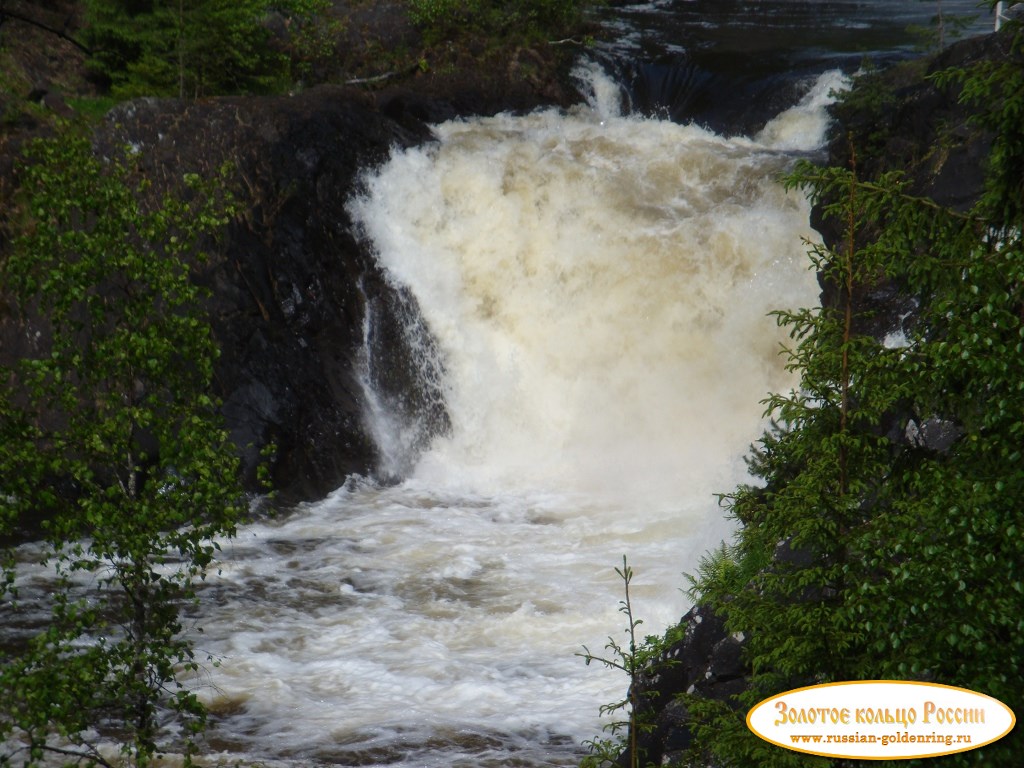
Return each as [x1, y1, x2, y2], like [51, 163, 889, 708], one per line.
[95, 87, 444, 505]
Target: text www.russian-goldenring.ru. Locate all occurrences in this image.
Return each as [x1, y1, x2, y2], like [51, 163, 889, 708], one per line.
[790, 732, 972, 747]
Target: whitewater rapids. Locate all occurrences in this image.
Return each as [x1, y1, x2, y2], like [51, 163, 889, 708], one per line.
[189, 66, 839, 767]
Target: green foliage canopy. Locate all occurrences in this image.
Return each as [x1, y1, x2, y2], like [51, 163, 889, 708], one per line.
[683, 12, 1024, 768]
[83, 0, 336, 98]
[0, 133, 248, 766]
[405, 0, 590, 45]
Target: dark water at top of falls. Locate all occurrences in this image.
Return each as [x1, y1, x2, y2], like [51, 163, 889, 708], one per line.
[592, 0, 996, 132]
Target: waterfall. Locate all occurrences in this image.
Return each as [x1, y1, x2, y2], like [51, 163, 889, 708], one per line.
[182, 64, 834, 767]
[348, 63, 831, 510]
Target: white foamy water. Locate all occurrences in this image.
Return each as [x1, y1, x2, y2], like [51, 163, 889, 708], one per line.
[186, 66, 836, 767]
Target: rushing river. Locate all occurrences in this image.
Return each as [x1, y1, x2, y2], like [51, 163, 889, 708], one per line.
[191, 64, 829, 767]
[7, 2, 1000, 767]
[190, 58, 831, 768]
[192, 3, 995, 767]
[592, 0, 994, 130]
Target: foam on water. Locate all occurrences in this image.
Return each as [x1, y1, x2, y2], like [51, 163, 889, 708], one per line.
[348, 65, 827, 510]
[756, 69, 850, 149]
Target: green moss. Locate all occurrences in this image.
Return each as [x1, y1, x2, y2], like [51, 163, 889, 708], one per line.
[65, 95, 121, 122]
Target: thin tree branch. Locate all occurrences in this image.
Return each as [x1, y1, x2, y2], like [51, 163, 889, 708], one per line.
[0, 7, 92, 55]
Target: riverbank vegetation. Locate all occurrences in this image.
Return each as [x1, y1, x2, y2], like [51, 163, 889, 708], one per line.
[81, 0, 340, 98]
[0, 135, 250, 765]
[0, 0, 597, 136]
[670, 9, 1024, 767]
[406, 0, 591, 46]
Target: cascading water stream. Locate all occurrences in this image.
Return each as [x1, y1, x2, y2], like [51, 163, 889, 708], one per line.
[591, 0, 994, 132]
[350, 62, 837, 509]
[185, 65, 839, 767]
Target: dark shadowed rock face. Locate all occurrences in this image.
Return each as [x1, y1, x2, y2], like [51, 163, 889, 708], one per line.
[96, 86, 444, 504]
[631, 603, 748, 766]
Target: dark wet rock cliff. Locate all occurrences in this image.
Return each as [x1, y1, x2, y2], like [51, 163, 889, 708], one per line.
[89, 86, 458, 504]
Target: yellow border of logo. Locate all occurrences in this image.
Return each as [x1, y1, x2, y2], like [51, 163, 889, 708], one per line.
[746, 680, 1016, 760]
